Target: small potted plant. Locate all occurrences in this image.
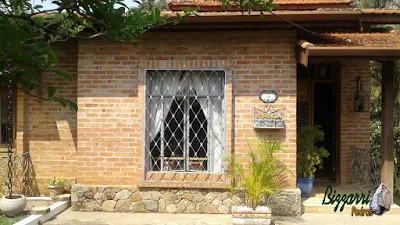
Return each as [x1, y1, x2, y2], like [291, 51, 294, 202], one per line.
[226, 140, 288, 225]
[48, 177, 65, 199]
[296, 126, 330, 197]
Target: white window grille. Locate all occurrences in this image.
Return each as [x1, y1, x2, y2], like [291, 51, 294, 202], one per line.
[144, 70, 225, 176]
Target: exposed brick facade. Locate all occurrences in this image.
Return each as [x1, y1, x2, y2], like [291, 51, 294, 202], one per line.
[339, 60, 371, 184]
[12, 31, 371, 194]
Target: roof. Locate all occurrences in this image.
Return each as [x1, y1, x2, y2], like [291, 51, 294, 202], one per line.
[297, 32, 400, 58]
[310, 32, 400, 48]
[168, 0, 352, 11]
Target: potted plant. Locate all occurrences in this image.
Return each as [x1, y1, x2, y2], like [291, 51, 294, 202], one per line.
[296, 126, 330, 197]
[226, 140, 288, 225]
[48, 177, 65, 199]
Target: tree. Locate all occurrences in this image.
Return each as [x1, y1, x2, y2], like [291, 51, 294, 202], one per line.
[0, 0, 275, 111]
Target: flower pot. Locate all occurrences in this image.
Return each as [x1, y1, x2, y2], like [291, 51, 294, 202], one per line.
[232, 206, 271, 225]
[296, 178, 313, 197]
[0, 194, 27, 217]
[49, 186, 64, 199]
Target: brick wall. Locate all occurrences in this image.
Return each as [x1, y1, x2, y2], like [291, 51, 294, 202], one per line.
[76, 30, 297, 187]
[340, 60, 371, 184]
[15, 41, 78, 188]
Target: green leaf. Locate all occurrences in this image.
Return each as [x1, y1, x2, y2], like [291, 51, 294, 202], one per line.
[47, 86, 56, 98]
[34, 5, 43, 9]
[51, 70, 72, 81]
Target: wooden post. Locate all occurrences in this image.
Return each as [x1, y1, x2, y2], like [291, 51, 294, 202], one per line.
[380, 61, 395, 204]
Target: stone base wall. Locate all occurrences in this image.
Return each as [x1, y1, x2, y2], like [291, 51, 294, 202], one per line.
[71, 185, 301, 216]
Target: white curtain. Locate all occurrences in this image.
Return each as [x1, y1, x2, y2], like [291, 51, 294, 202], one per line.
[189, 71, 224, 173]
[148, 71, 182, 143]
[146, 71, 182, 172]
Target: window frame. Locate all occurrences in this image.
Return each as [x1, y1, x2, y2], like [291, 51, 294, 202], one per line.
[142, 69, 227, 178]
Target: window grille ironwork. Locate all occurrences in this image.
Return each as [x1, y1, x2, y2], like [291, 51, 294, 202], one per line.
[144, 70, 225, 177]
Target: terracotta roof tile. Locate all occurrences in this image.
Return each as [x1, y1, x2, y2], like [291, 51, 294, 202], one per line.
[168, 0, 352, 10]
[360, 9, 400, 14]
[168, 0, 351, 6]
[309, 32, 400, 48]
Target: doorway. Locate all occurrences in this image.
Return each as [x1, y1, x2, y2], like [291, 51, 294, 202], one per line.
[297, 62, 339, 183]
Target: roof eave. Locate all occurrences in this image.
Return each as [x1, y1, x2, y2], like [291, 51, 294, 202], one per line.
[308, 47, 400, 57]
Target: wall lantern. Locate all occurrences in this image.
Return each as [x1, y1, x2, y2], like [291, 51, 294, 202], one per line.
[258, 90, 278, 103]
[354, 76, 366, 112]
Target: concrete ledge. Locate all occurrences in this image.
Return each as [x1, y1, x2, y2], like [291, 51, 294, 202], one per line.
[14, 201, 69, 225]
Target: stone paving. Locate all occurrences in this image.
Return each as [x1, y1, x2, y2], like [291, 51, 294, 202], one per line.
[44, 209, 400, 225]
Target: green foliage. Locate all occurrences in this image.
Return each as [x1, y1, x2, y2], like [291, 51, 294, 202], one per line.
[296, 126, 330, 178]
[48, 177, 64, 187]
[0, 213, 28, 225]
[226, 140, 288, 208]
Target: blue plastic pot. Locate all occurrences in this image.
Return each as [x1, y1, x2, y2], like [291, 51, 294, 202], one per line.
[296, 178, 313, 197]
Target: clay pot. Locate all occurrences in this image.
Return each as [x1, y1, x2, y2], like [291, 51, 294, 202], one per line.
[0, 194, 27, 217]
[49, 186, 64, 199]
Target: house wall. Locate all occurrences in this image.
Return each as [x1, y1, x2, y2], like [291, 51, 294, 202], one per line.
[76, 30, 298, 187]
[339, 60, 371, 184]
[15, 41, 78, 195]
[15, 30, 300, 214]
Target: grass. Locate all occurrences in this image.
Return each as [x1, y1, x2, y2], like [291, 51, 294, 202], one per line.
[0, 213, 28, 225]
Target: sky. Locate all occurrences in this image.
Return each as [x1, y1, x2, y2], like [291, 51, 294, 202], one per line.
[33, 0, 138, 9]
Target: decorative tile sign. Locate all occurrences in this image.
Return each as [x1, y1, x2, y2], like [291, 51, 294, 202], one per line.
[253, 106, 285, 129]
[258, 90, 278, 103]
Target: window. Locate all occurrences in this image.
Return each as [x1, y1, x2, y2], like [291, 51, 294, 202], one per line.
[144, 70, 225, 174]
[0, 96, 11, 148]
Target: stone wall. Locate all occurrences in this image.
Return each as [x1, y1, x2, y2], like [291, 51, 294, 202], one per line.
[71, 185, 301, 216]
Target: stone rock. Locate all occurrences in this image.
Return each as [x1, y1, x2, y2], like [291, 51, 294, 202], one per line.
[222, 198, 234, 208]
[205, 204, 219, 214]
[104, 189, 116, 200]
[84, 191, 94, 199]
[140, 192, 152, 200]
[196, 202, 206, 213]
[143, 200, 158, 212]
[212, 199, 222, 207]
[232, 195, 244, 205]
[184, 202, 196, 213]
[112, 187, 122, 193]
[71, 193, 78, 203]
[115, 200, 132, 212]
[127, 186, 138, 193]
[131, 202, 146, 213]
[182, 193, 193, 201]
[217, 205, 230, 214]
[83, 200, 101, 211]
[56, 194, 71, 201]
[166, 204, 177, 213]
[158, 199, 166, 213]
[97, 187, 105, 193]
[130, 193, 142, 202]
[216, 192, 229, 201]
[89, 186, 97, 194]
[193, 192, 204, 201]
[72, 184, 89, 193]
[163, 192, 174, 204]
[150, 191, 162, 201]
[102, 200, 116, 212]
[31, 206, 50, 215]
[94, 192, 105, 201]
[176, 199, 189, 213]
[71, 203, 82, 211]
[114, 190, 132, 200]
[78, 197, 85, 203]
[76, 191, 85, 198]
[204, 192, 217, 203]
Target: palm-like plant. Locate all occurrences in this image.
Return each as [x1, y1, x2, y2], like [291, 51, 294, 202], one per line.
[226, 140, 288, 208]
